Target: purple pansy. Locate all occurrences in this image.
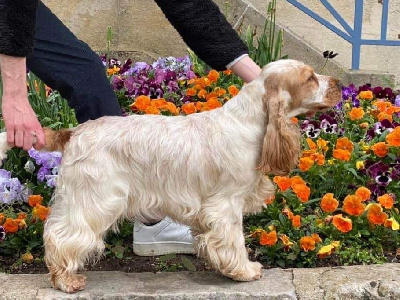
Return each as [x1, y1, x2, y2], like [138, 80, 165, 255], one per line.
[366, 161, 393, 186]
[301, 120, 321, 138]
[0, 169, 25, 204]
[319, 113, 338, 134]
[373, 86, 395, 101]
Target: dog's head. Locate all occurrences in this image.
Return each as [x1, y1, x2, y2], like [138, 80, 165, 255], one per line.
[257, 59, 342, 175]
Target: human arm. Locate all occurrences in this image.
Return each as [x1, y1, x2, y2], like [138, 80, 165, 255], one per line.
[0, 55, 45, 150]
[153, 0, 259, 79]
[0, 0, 45, 150]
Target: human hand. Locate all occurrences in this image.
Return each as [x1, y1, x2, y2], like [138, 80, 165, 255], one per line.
[2, 96, 45, 150]
[0, 54, 45, 150]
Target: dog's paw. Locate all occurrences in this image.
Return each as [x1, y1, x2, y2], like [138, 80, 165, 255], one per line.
[230, 261, 263, 282]
[53, 273, 87, 293]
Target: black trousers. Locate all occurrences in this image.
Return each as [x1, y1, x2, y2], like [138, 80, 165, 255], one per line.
[26, 2, 122, 123]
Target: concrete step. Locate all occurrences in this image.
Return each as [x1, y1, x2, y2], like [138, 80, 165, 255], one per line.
[1, 264, 399, 299]
[214, 0, 397, 88]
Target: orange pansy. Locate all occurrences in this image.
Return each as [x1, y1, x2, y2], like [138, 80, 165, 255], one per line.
[292, 184, 311, 203]
[317, 138, 329, 153]
[228, 85, 239, 96]
[207, 70, 220, 82]
[264, 195, 275, 205]
[186, 88, 196, 96]
[306, 138, 317, 151]
[371, 142, 389, 157]
[377, 194, 394, 209]
[279, 234, 293, 251]
[3, 218, 18, 233]
[358, 90, 373, 100]
[355, 187, 371, 202]
[335, 137, 354, 152]
[292, 215, 301, 228]
[299, 157, 314, 172]
[310, 153, 325, 165]
[291, 117, 299, 124]
[145, 106, 160, 115]
[215, 87, 226, 97]
[332, 149, 351, 161]
[204, 98, 222, 110]
[151, 98, 168, 108]
[282, 207, 294, 220]
[133, 95, 151, 111]
[300, 236, 316, 252]
[320, 193, 339, 213]
[28, 195, 43, 208]
[290, 176, 306, 188]
[342, 195, 365, 216]
[197, 89, 207, 99]
[17, 212, 26, 220]
[367, 204, 388, 225]
[332, 214, 353, 233]
[386, 127, 400, 147]
[377, 112, 392, 122]
[182, 102, 197, 115]
[273, 176, 291, 191]
[260, 230, 278, 246]
[311, 233, 322, 243]
[349, 107, 364, 120]
[36, 204, 50, 221]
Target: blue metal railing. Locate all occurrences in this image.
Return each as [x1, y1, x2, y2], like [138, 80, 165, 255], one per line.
[286, 0, 400, 69]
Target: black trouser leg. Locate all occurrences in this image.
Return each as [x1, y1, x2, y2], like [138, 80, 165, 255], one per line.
[26, 1, 121, 123]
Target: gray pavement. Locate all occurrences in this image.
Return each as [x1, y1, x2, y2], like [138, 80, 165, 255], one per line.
[1, 263, 399, 299]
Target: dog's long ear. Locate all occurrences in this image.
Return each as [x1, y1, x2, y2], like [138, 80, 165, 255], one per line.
[257, 88, 301, 175]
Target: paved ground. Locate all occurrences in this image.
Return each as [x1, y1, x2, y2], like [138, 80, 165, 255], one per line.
[1, 263, 399, 299]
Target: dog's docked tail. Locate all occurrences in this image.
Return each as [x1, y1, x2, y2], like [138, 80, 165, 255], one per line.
[0, 128, 73, 165]
[42, 128, 73, 152]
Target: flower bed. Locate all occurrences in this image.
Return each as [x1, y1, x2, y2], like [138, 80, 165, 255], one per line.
[0, 55, 399, 271]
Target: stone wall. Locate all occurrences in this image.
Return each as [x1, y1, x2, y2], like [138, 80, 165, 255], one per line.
[42, 0, 188, 63]
[42, 0, 399, 87]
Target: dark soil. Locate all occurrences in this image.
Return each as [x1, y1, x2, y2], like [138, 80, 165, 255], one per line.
[1, 252, 209, 274]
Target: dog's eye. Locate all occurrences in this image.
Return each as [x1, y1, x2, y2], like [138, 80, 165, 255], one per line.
[308, 76, 315, 82]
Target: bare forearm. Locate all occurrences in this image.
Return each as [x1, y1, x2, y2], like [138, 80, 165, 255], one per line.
[229, 55, 262, 83]
[0, 54, 28, 99]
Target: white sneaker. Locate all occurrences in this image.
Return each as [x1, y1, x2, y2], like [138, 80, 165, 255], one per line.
[133, 217, 195, 256]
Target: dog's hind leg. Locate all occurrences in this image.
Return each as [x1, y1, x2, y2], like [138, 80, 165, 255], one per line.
[44, 176, 129, 293]
[198, 198, 263, 281]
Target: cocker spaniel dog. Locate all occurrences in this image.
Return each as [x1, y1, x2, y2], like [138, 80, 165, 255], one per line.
[0, 59, 341, 293]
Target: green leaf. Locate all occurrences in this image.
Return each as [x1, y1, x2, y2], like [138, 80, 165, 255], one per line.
[181, 257, 197, 272]
[111, 244, 125, 256]
[159, 253, 176, 262]
[359, 229, 370, 236]
[276, 259, 285, 268]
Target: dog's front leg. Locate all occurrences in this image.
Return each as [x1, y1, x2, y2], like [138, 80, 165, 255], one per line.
[197, 199, 263, 281]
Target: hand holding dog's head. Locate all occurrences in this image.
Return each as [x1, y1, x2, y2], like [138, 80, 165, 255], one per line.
[257, 59, 342, 176]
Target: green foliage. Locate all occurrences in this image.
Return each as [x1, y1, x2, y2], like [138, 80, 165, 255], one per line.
[156, 253, 197, 272]
[337, 242, 386, 266]
[245, 0, 287, 67]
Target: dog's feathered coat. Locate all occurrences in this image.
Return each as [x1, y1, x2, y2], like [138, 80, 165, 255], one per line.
[0, 59, 342, 293]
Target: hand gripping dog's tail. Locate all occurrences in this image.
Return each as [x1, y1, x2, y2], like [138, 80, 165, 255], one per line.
[0, 128, 73, 165]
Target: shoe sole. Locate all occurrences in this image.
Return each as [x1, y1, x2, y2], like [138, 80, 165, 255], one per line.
[133, 241, 195, 256]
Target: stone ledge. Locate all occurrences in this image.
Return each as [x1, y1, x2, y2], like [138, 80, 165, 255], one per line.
[1, 264, 399, 299]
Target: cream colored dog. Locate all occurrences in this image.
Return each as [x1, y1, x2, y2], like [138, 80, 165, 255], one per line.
[0, 59, 342, 293]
